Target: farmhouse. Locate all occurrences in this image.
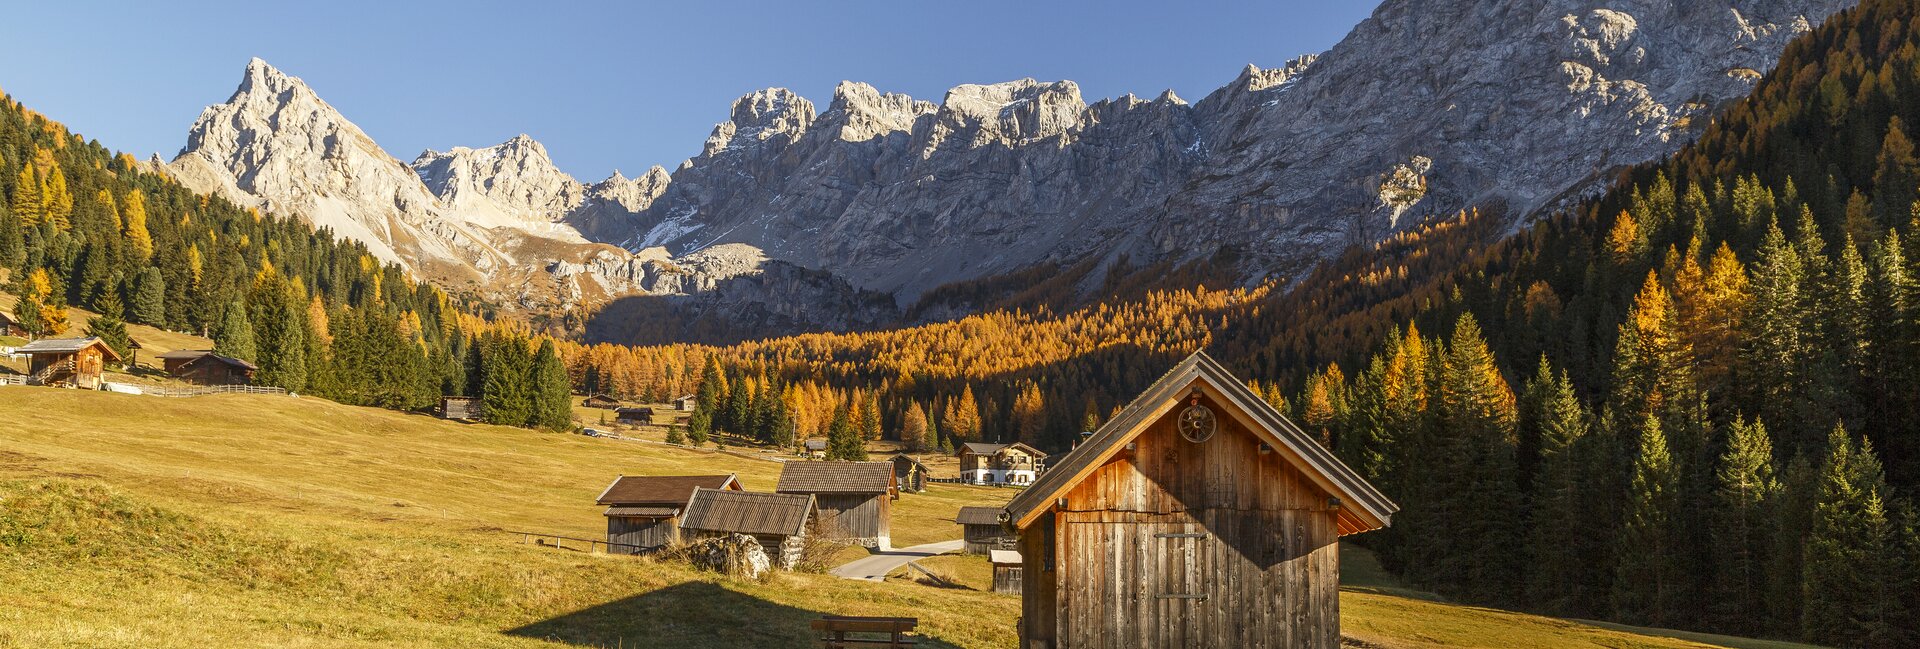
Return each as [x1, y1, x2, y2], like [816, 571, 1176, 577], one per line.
[672, 394, 697, 411]
[615, 406, 654, 425]
[157, 349, 256, 385]
[958, 441, 1048, 485]
[582, 394, 621, 410]
[776, 461, 896, 549]
[1002, 351, 1398, 649]
[595, 474, 741, 554]
[890, 453, 930, 493]
[679, 487, 816, 569]
[957, 505, 1013, 554]
[17, 337, 120, 389]
[439, 396, 482, 421]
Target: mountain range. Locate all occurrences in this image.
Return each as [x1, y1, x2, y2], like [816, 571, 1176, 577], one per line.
[160, 0, 1853, 339]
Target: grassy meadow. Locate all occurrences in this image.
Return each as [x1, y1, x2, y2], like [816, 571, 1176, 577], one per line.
[0, 387, 1825, 648]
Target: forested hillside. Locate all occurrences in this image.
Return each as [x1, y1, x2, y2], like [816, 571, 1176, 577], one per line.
[0, 90, 571, 431]
[570, 2, 1920, 645]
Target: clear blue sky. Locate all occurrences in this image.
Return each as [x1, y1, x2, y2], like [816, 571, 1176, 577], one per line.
[0, 1, 1380, 180]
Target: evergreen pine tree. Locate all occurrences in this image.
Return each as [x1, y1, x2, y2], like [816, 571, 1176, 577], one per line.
[214, 299, 256, 361]
[1611, 412, 1680, 626]
[528, 339, 573, 431]
[131, 267, 165, 326]
[0, 205, 22, 268]
[859, 390, 883, 441]
[1802, 426, 1898, 647]
[1521, 358, 1597, 615]
[665, 424, 686, 446]
[1705, 417, 1778, 634]
[85, 292, 131, 365]
[480, 334, 533, 427]
[1425, 313, 1521, 603]
[826, 404, 865, 461]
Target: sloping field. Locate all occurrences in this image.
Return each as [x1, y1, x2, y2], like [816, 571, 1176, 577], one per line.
[0, 388, 1817, 648]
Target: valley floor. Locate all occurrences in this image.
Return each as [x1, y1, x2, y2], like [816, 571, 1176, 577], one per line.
[0, 388, 1822, 648]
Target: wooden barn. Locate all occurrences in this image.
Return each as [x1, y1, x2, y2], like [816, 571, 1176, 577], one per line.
[958, 506, 1014, 554]
[157, 349, 257, 385]
[890, 454, 930, 493]
[17, 337, 120, 389]
[776, 461, 896, 549]
[673, 394, 697, 411]
[595, 474, 741, 554]
[615, 407, 654, 425]
[1001, 352, 1398, 649]
[440, 396, 482, 421]
[990, 549, 1024, 594]
[679, 487, 816, 569]
[801, 439, 828, 458]
[582, 394, 622, 410]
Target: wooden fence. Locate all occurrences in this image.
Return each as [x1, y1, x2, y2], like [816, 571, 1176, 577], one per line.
[120, 384, 289, 398]
[509, 530, 651, 554]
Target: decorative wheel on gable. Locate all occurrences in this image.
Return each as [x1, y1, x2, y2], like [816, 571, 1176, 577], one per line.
[1179, 403, 1216, 443]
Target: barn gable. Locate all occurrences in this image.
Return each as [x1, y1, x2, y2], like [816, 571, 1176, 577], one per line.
[1003, 351, 1397, 537]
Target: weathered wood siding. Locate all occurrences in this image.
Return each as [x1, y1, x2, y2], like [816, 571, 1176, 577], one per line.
[814, 493, 890, 548]
[994, 563, 1024, 595]
[606, 516, 677, 554]
[964, 523, 1013, 554]
[1021, 395, 1342, 649]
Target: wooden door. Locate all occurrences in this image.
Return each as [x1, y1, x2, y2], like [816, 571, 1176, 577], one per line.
[1063, 520, 1210, 649]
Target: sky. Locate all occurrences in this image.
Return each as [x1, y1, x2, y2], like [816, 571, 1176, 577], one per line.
[0, 1, 1381, 180]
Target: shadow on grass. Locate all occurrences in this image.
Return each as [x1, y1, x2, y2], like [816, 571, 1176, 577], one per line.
[504, 580, 963, 649]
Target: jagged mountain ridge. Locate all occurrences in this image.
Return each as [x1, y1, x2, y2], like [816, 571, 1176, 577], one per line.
[163, 0, 1852, 340]
[590, 0, 1853, 300]
[164, 58, 877, 325]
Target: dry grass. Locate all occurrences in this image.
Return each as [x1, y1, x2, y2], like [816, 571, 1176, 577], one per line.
[0, 387, 1820, 648]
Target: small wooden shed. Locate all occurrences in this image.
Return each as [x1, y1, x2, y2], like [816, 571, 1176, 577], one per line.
[890, 454, 930, 493]
[157, 349, 257, 385]
[801, 438, 828, 458]
[582, 394, 622, 410]
[777, 461, 896, 549]
[1002, 351, 1398, 649]
[615, 407, 654, 425]
[679, 487, 817, 569]
[595, 474, 741, 554]
[958, 506, 1014, 554]
[990, 549, 1024, 594]
[673, 394, 697, 411]
[0, 310, 25, 337]
[440, 396, 482, 421]
[17, 337, 120, 389]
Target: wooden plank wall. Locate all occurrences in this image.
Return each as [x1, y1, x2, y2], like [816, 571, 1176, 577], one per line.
[815, 493, 890, 547]
[965, 524, 1013, 554]
[606, 516, 677, 555]
[1022, 393, 1342, 649]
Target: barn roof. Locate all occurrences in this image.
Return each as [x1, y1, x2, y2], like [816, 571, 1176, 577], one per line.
[596, 474, 739, 506]
[603, 506, 679, 518]
[776, 461, 895, 494]
[614, 406, 653, 415]
[1002, 351, 1399, 536]
[803, 439, 828, 451]
[680, 488, 815, 537]
[16, 337, 122, 361]
[956, 506, 1003, 526]
[157, 349, 212, 360]
[182, 353, 257, 371]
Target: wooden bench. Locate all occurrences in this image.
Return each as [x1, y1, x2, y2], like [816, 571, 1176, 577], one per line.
[812, 615, 918, 648]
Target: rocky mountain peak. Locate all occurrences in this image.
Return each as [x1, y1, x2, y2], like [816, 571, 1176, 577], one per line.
[932, 79, 1087, 148]
[702, 88, 816, 157]
[823, 81, 936, 143]
[410, 133, 585, 232]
